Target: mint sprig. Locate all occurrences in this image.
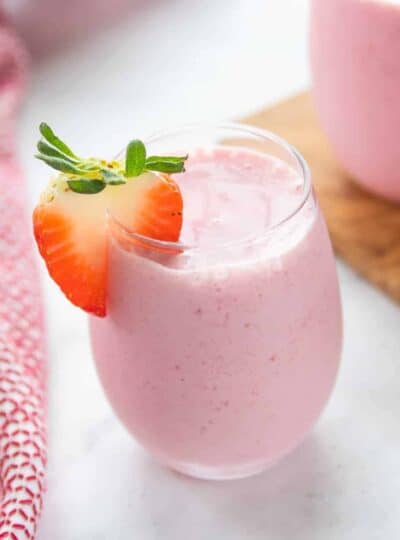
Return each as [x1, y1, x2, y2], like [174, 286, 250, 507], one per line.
[35, 123, 188, 195]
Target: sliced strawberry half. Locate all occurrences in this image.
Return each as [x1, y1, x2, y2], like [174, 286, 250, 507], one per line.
[33, 172, 183, 317]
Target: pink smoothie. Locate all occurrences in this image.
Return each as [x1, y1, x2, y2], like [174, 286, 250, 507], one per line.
[311, 0, 400, 201]
[90, 145, 342, 479]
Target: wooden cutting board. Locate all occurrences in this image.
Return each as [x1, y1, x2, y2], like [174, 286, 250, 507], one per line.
[243, 92, 400, 304]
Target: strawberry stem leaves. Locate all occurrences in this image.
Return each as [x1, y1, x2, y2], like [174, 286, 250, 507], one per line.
[35, 124, 188, 195]
[39, 123, 77, 159]
[35, 154, 89, 175]
[145, 155, 188, 173]
[125, 140, 146, 177]
[37, 140, 79, 163]
[67, 179, 106, 194]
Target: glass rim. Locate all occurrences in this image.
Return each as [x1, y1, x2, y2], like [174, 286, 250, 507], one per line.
[109, 122, 313, 254]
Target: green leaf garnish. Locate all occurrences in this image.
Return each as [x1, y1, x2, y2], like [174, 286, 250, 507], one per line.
[35, 124, 188, 195]
[67, 180, 106, 194]
[40, 123, 77, 159]
[125, 140, 146, 177]
[146, 155, 188, 164]
[145, 155, 188, 174]
[101, 168, 126, 185]
[35, 154, 88, 175]
[37, 140, 79, 163]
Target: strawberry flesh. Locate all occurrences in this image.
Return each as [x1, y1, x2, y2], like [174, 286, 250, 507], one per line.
[33, 172, 183, 317]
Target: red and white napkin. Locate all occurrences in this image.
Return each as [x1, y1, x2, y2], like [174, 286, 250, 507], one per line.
[0, 15, 47, 540]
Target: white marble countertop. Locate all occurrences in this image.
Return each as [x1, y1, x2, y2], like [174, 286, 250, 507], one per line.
[14, 0, 400, 538]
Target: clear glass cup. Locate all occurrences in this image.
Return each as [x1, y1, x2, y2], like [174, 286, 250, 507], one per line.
[310, 0, 400, 202]
[89, 124, 342, 480]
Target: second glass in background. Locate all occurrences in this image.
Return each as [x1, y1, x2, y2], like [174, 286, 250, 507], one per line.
[310, 0, 400, 202]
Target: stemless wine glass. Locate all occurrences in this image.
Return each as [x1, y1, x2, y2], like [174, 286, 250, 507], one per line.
[310, 0, 400, 201]
[89, 124, 342, 480]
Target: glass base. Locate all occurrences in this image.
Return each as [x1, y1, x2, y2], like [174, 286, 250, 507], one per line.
[159, 458, 275, 481]
[153, 434, 311, 480]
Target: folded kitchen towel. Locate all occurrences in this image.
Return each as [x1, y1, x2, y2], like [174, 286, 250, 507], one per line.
[0, 15, 47, 540]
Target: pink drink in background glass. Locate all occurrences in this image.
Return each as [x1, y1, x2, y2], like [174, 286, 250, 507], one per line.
[90, 125, 342, 480]
[310, 0, 400, 202]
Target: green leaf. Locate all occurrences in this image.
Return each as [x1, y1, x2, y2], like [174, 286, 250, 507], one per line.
[146, 155, 188, 164]
[37, 140, 78, 163]
[145, 154, 188, 174]
[125, 140, 146, 177]
[35, 124, 189, 198]
[39, 123, 77, 158]
[101, 168, 126, 185]
[35, 154, 88, 175]
[67, 179, 106, 194]
[145, 159, 187, 174]
[78, 161, 102, 173]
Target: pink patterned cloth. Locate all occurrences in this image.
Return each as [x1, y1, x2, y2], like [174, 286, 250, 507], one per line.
[6, 0, 138, 57]
[0, 14, 47, 540]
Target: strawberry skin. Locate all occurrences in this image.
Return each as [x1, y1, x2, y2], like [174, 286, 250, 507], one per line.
[33, 173, 183, 317]
[33, 204, 107, 316]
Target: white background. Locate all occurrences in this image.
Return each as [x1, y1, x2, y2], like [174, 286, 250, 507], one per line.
[13, 0, 400, 538]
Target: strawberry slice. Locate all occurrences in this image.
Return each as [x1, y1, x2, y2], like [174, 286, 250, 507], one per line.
[33, 172, 183, 317]
[32, 125, 187, 317]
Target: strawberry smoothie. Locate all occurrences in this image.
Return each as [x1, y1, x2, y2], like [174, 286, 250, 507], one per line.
[89, 125, 342, 479]
[310, 0, 400, 201]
